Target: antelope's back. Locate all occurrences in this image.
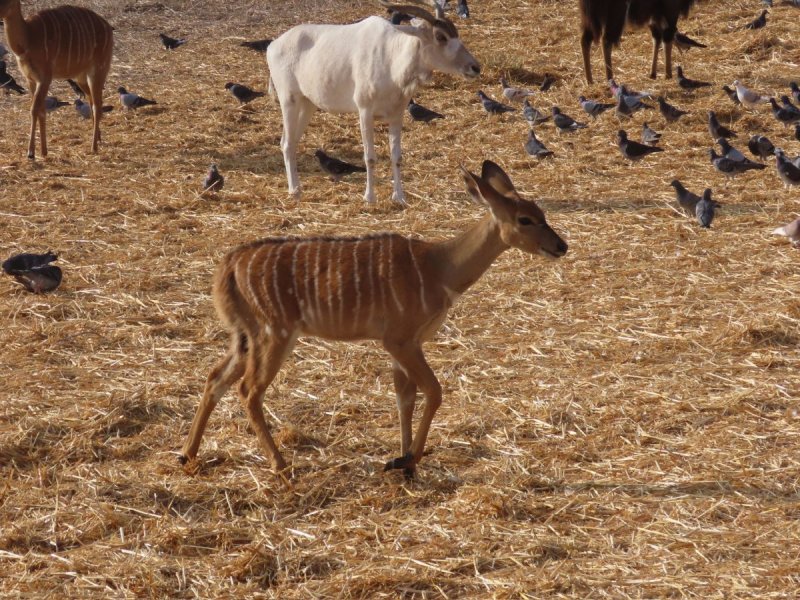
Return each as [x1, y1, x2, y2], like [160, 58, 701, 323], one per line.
[27, 5, 113, 76]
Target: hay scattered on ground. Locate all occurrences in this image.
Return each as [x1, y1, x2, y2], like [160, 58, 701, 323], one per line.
[1, 0, 799, 597]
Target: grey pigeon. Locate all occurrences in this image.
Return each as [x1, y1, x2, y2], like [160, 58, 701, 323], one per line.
[456, 0, 469, 18]
[779, 95, 800, 117]
[74, 98, 113, 119]
[0, 43, 7, 59]
[641, 122, 661, 145]
[674, 32, 707, 52]
[0, 60, 25, 94]
[240, 39, 272, 52]
[500, 77, 535, 103]
[615, 93, 648, 118]
[225, 82, 264, 104]
[203, 164, 224, 192]
[744, 9, 768, 29]
[695, 188, 718, 228]
[44, 96, 70, 112]
[769, 97, 800, 126]
[733, 80, 769, 108]
[748, 135, 775, 160]
[670, 180, 701, 215]
[722, 85, 741, 105]
[775, 149, 800, 188]
[315, 149, 367, 181]
[159, 33, 186, 50]
[616, 130, 663, 161]
[709, 148, 764, 177]
[676, 66, 711, 91]
[524, 129, 553, 158]
[610, 80, 652, 101]
[772, 217, 800, 247]
[67, 79, 85, 98]
[717, 138, 751, 164]
[658, 96, 689, 122]
[552, 106, 586, 132]
[118, 86, 157, 109]
[408, 99, 444, 122]
[578, 95, 614, 118]
[523, 99, 549, 125]
[477, 90, 515, 114]
[708, 111, 736, 139]
[2, 251, 62, 294]
[791, 82, 800, 104]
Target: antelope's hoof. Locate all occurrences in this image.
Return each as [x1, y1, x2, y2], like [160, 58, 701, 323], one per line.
[384, 452, 415, 478]
[177, 454, 189, 465]
[27, 153, 35, 160]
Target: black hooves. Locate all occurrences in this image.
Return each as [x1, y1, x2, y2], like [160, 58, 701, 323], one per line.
[177, 454, 188, 465]
[384, 452, 416, 479]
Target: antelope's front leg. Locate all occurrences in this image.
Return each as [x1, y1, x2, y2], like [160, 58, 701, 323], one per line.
[392, 361, 417, 457]
[388, 118, 406, 205]
[663, 41, 674, 79]
[358, 108, 377, 204]
[28, 80, 49, 159]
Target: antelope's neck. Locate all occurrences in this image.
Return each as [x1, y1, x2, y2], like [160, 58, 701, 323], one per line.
[433, 215, 509, 296]
[2, 4, 29, 56]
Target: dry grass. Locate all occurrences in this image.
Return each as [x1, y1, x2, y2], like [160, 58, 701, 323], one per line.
[1, 0, 800, 597]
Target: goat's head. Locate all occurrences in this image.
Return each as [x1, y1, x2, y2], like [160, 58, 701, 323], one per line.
[382, 1, 480, 79]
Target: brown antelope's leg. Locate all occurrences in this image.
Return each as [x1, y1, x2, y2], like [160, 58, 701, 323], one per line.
[87, 73, 107, 152]
[664, 42, 673, 79]
[28, 80, 48, 159]
[650, 38, 661, 79]
[239, 333, 296, 473]
[383, 342, 442, 476]
[392, 361, 417, 456]
[580, 29, 594, 85]
[602, 37, 614, 83]
[180, 336, 246, 463]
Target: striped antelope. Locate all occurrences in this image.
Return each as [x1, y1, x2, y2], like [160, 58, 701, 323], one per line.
[0, 0, 114, 159]
[179, 161, 568, 478]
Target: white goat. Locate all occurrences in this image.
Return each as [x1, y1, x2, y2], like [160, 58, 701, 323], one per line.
[266, 1, 480, 205]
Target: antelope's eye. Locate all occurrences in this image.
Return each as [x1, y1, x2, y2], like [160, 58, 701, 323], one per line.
[518, 216, 534, 226]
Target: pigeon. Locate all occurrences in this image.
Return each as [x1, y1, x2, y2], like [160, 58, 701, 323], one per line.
[615, 93, 649, 118]
[641, 122, 661, 145]
[477, 90, 516, 114]
[159, 33, 186, 50]
[769, 97, 800, 126]
[658, 96, 689, 122]
[775, 149, 800, 187]
[315, 149, 367, 181]
[67, 79, 85, 98]
[2, 251, 62, 293]
[744, 9, 768, 30]
[0, 60, 25, 94]
[202, 163, 224, 192]
[674, 32, 707, 52]
[118, 86, 157, 109]
[74, 98, 113, 119]
[733, 80, 769, 109]
[748, 134, 775, 160]
[717, 138, 750, 163]
[552, 106, 586, 132]
[44, 96, 70, 112]
[240, 39, 272, 52]
[539, 74, 556, 92]
[616, 130, 663, 161]
[784, 0, 800, 8]
[610, 80, 652, 101]
[709, 148, 764, 177]
[676, 66, 711, 91]
[407, 99, 444, 122]
[522, 99, 549, 125]
[795, 124, 800, 142]
[779, 95, 800, 118]
[500, 77, 535, 103]
[791, 82, 800, 104]
[772, 217, 800, 247]
[524, 129, 553, 158]
[578, 95, 614, 118]
[722, 85, 741, 105]
[695, 188, 718, 228]
[670, 180, 701, 215]
[456, 0, 469, 19]
[225, 82, 265, 104]
[708, 111, 736, 139]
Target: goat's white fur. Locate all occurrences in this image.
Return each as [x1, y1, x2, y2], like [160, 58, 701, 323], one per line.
[267, 13, 479, 204]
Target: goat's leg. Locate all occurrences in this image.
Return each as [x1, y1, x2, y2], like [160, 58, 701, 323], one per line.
[580, 29, 594, 85]
[358, 108, 377, 204]
[180, 333, 247, 463]
[392, 361, 418, 456]
[383, 341, 442, 477]
[387, 118, 405, 205]
[279, 98, 303, 198]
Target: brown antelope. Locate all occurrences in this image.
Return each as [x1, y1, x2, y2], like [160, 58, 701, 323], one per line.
[179, 161, 568, 478]
[0, 0, 114, 159]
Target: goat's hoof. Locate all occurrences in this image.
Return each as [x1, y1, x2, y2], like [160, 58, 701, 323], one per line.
[384, 452, 415, 478]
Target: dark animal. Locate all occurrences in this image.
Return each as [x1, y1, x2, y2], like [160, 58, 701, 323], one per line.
[579, 0, 697, 84]
[408, 98, 444, 122]
[225, 82, 265, 104]
[240, 39, 272, 52]
[2, 251, 62, 293]
[159, 33, 186, 50]
[670, 179, 701, 215]
[203, 164, 224, 192]
[315, 149, 367, 181]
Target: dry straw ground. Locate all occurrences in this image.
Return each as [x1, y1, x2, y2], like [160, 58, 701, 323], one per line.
[1, 0, 799, 597]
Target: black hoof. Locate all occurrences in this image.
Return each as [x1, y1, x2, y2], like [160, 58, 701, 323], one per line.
[384, 452, 414, 473]
[177, 454, 188, 465]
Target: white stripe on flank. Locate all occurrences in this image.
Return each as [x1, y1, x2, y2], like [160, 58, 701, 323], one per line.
[377, 236, 387, 315]
[302, 242, 315, 326]
[336, 241, 345, 329]
[65, 10, 73, 73]
[291, 240, 302, 308]
[244, 247, 262, 317]
[326, 242, 336, 323]
[387, 235, 403, 313]
[367, 238, 376, 325]
[352, 239, 362, 330]
[270, 243, 287, 323]
[254, 244, 273, 319]
[408, 237, 427, 313]
[314, 241, 324, 327]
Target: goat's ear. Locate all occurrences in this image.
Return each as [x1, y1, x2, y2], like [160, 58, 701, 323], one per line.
[460, 164, 516, 219]
[432, 24, 451, 45]
[481, 160, 520, 200]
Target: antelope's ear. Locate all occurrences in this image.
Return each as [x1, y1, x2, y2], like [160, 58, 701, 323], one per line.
[480, 160, 520, 199]
[459, 164, 486, 206]
[460, 164, 515, 218]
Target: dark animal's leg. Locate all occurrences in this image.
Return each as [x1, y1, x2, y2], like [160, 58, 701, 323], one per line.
[662, 23, 677, 79]
[581, 28, 594, 85]
[649, 25, 663, 79]
[602, 35, 614, 83]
